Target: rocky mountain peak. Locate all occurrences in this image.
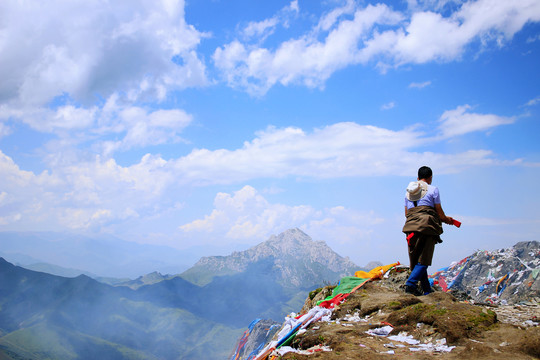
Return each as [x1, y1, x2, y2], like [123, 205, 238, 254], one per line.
[182, 229, 360, 288]
[251, 228, 321, 259]
[267, 228, 311, 245]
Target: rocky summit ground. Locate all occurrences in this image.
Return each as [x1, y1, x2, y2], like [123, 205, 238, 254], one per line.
[274, 267, 540, 360]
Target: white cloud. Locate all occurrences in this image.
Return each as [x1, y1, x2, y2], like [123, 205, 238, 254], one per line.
[381, 101, 396, 110]
[0, 0, 208, 108]
[179, 185, 384, 244]
[390, 11, 466, 65]
[524, 95, 540, 107]
[0, 94, 194, 156]
[0, 110, 527, 234]
[99, 106, 193, 155]
[0, 150, 62, 227]
[59, 208, 114, 230]
[213, 0, 540, 95]
[0, 213, 22, 226]
[409, 81, 432, 89]
[315, 0, 356, 32]
[52, 154, 174, 229]
[243, 18, 280, 40]
[0, 150, 59, 187]
[0, 122, 12, 138]
[526, 34, 540, 43]
[0, 104, 96, 133]
[214, 4, 403, 95]
[241, 0, 299, 42]
[0, 149, 173, 231]
[437, 104, 516, 138]
[381, 0, 540, 66]
[288, 0, 299, 14]
[179, 185, 316, 240]
[172, 121, 507, 183]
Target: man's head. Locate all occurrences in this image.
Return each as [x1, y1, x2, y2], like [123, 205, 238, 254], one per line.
[418, 166, 433, 183]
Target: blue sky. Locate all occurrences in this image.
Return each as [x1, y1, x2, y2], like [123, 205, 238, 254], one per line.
[0, 0, 539, 272]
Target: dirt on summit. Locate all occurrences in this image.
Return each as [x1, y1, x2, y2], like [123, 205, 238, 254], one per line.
[279, 270, 540, 360]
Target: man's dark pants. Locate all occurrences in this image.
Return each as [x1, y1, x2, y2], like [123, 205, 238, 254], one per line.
[406, 234, 437, 294]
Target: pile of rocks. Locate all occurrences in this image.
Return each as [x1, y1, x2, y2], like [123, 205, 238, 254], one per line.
[430, 241, 540, 305]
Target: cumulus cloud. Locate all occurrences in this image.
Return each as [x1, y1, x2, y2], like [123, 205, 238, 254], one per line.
[96, 95, 193, 156]
[0, 0, 205, 162]
[179, 185, 313, 239]
[214, 4, 403, 95]
[0, 150, 61, 227]
[171, 121, 507, 184]
[179, 185, 384, 244]
[0, 104, 99, 133]
[0, 149, 172, 231]
[213, 5, 400, 94]
[437, 105, 516, 138]
[0, 107, 525, 233]
[213, 0, 540, 95]
[0, 0, 208, 108]
[0, 93, 194, 157]
[243, 18, 280, 40]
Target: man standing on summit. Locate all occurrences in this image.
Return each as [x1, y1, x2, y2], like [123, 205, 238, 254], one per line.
[403, 166, 454, 295]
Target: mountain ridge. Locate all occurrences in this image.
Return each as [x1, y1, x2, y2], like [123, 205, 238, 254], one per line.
[0, 256, 241, 359]
[0, 231, 197, 278]
[181, 228, 360, 287]
[0, 228, 367, 359]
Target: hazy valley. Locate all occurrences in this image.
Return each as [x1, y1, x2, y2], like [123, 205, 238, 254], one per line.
[0, 229, 362, 359]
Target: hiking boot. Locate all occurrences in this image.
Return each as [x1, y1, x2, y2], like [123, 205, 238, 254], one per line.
[422, 287, 433, 296]
[405, 285, 422, 296]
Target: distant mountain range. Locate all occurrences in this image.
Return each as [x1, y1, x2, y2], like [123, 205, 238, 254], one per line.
[0, 228, 363, 359]
[0, 257, 240, 359]
[0, 231, 200, 278]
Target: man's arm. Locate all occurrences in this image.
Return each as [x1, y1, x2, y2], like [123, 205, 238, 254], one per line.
[434, 203, 453, 224]
[405, 206, 408, 217]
